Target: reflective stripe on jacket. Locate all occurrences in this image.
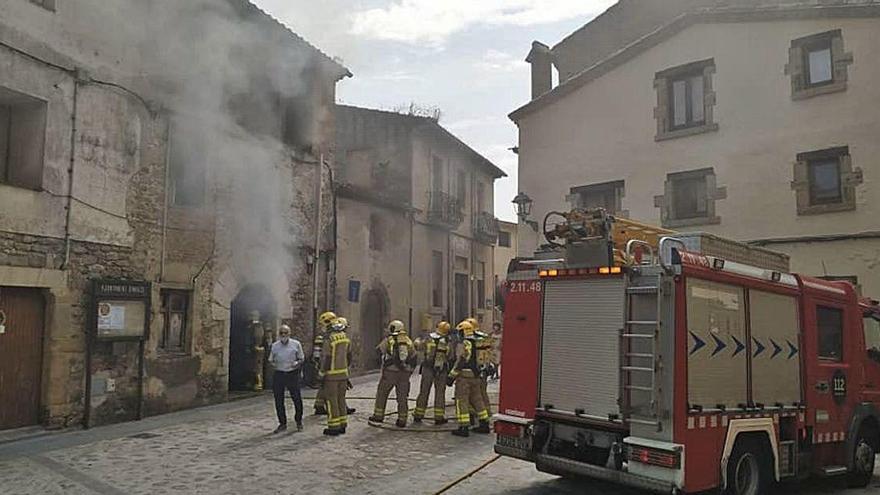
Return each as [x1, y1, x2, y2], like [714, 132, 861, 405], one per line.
[320, 330, 351, 380]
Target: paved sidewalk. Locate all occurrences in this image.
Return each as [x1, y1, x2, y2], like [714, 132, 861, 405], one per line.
[0, 372, 504, 495]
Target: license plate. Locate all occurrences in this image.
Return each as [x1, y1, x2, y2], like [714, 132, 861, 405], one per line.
[497, 434, 532, 451]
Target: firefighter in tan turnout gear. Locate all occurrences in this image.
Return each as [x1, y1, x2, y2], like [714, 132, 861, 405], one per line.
[412, 321, 452, 425]
[312, 311, 335, 415]
[319, 316, 352, 436]
[467, 317, 496, 417]
[447, 320, 491, 437]
[369, 320, 416, 428]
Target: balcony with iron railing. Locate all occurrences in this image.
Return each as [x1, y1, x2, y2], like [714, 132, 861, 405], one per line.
[426, 191, 464, 229]
[473, 211, 500, 245]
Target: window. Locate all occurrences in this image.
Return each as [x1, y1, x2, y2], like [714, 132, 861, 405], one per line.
[787, 30, 852, 100]
[432, 155, 444, 192]
[476, 262, 486, 309]
[792, 147, 861, 215]
[498, 231, 511, 248]
[456, 169, 467, 204]
[431, 251, 443, 307]
[169, 131, 206, 207]
[672, 176, 707, 220]
[0, 87, 47, 190]
[865, 314, 880, 362]
[817, 306, 843, 361]
[568, 180, 625, 214]
[477, 182, 485, 213]
[806, 41, 833, 87]
[160, 290, 190, 352]
[670, 73, 704, 130]
[369, 213, 383, 251]
[654, 59, 717, 141]
[655, 168, 725, 228]
[809, 158, 841, 205]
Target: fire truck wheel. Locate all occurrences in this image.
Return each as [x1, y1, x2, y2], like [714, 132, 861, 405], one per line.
[847, 429, 876, 488]
[725, 437, 772, 495]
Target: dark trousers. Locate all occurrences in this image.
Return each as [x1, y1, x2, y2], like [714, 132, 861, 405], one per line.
[273, 370, 303, 426]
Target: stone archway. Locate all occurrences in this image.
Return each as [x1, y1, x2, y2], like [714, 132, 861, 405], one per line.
[228, 284, 277, 391]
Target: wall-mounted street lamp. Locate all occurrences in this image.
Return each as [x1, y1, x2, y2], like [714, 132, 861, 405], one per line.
[512, 192, 538, 231]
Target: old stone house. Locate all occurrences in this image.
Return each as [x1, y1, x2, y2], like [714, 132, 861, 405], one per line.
[513, 0, 880, 296]
[0, 0, 349, 430]
[334, 105, 506, 370]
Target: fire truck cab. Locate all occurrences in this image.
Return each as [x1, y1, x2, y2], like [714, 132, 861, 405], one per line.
[494, 208, 880, 494]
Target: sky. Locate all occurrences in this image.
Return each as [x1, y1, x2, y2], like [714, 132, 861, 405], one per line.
[251, 0, 616, 221]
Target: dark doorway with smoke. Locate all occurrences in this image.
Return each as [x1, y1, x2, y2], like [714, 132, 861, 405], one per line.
[229, 285, 277, 392]
[361, 288, 388, 370]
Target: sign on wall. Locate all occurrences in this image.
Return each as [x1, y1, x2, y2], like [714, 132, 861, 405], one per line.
[91, 280, 150, 340]
[348, 280, 361, 303]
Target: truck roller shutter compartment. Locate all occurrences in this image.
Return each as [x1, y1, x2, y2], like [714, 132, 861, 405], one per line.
[540, 278, 624, 417]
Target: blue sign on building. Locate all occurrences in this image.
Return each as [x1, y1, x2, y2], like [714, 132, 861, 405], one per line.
[348, 280, 361, 303]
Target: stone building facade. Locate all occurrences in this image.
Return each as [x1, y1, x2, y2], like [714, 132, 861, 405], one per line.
[513, 1, 880, 296]
[0, 0, 348, 430]
[334, 105, 506, 370]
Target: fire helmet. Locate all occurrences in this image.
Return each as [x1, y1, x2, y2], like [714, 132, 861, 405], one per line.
[388, 320, 406, 335]
[319, 311, 337, 327]
[456, 321, 475, 338]
[465, 317, 480, 331]
[436, 321, 451, 336]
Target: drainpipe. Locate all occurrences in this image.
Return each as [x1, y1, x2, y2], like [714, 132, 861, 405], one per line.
[312, 153, 323, 341]
[159, 120, 172, 282]
[61, 77, 80, 269]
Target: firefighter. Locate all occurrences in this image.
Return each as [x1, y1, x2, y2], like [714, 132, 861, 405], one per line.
[369, 320, 416, 428]
[312, 311, 336, 415]
[464, 317, 495, 419]
[412, 321, 452, 425]
[447, 320, 490, 437]
[319, 316, 352, 436]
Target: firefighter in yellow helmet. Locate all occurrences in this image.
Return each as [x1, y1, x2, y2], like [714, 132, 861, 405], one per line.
[412, 321, 453, 425]
[447, 320, 490, 437]
[311, 311, 336, 415]
[369, 319, 416, 428]
[470, 317, 496, 417]
[319, 316, 352, 436]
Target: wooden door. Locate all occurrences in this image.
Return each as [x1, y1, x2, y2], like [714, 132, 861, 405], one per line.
[0, 287, 45, 430]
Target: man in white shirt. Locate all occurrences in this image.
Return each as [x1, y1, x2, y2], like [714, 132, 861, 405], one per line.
[269, 324, 305, 433]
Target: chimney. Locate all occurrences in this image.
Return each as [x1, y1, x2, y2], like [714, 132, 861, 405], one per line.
[526, 41, 552, 100]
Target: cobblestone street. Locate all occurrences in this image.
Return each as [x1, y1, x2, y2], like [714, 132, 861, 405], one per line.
[1, 373, 879, 495]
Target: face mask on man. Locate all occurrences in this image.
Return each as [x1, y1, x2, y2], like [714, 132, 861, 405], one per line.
[280, 334, 290, 344]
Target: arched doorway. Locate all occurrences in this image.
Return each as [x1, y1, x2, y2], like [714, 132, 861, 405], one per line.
[229, 284, 276, 391]
[361, 288, 387, 370]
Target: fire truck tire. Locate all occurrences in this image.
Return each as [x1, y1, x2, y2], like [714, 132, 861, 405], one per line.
[846, 428, 876, 488]
[724, 436, 772, 495]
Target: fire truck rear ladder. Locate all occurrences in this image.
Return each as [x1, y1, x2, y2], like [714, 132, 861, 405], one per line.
[620, 241, 664, 431]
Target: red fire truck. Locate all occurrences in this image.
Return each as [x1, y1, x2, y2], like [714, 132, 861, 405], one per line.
[494, 208, 880, 495]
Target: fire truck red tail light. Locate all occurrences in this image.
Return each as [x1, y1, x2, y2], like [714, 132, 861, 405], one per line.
[494, 421, 523, 438]
[628, 446, 681, 469]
